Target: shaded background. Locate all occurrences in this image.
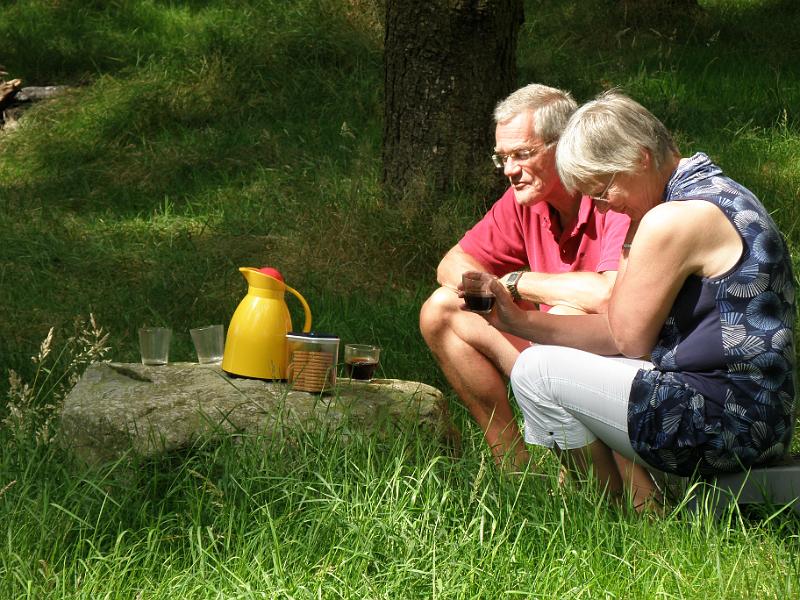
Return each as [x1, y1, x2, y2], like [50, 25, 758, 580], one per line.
[0, 0, 797, 395]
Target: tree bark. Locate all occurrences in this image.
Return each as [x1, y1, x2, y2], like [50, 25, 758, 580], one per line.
[382, 0, 524, 202]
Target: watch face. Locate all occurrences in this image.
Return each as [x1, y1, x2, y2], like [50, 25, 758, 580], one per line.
[508, 271, 522, 284]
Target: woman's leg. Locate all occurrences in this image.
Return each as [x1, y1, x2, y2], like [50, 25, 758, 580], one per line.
[510, 345, 659, 509]
[614, 452, 663, 511]
[555, 439, 626, 499]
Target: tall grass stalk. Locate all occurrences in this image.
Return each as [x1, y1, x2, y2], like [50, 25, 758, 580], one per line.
[3, 315, 110, 447]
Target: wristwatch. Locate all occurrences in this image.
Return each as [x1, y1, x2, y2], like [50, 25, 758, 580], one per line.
[505, 271, 524, 302]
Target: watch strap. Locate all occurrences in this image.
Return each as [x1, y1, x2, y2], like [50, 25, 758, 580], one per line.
[506, 271, 523, 301]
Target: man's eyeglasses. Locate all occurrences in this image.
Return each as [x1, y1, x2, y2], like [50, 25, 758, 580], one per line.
[590, 172, 617, 203]
[491, 144, 548, 169]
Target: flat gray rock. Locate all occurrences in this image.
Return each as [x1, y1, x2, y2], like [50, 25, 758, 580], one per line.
[60, 362, 447, 465]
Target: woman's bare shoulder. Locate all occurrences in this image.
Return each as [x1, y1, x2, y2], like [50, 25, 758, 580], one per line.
[636, 199, 739, 276]
[639, 199, 727, 237]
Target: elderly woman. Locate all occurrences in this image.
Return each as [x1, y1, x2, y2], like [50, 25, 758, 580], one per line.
[479, 91, 796, 508]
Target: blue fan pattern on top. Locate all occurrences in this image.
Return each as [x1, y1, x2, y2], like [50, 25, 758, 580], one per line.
[627, 153, 796, 476]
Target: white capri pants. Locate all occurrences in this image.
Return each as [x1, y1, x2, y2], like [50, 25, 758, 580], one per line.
[510, 345, 653, 463]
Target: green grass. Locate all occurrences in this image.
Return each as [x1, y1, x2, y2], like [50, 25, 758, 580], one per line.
[1, 0, 799, 597]
[3, 420, 800, 598]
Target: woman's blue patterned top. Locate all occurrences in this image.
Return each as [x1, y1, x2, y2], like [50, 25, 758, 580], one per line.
[628, 153, 796, 476]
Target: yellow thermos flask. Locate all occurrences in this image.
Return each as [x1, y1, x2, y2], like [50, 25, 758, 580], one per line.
[222, 267, 312, 379]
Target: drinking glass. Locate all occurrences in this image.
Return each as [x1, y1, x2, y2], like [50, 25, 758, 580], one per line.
[344, 344, 381, 381]
[462, 272, 495, 314]
[190, 324, 225, 364]
[138, 327, 172, 366]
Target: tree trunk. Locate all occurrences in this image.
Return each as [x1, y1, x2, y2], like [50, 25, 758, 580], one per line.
[382, 0, 524, 202]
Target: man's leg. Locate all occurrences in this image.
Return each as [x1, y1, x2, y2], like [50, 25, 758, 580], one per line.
[420, 286, 530, 470]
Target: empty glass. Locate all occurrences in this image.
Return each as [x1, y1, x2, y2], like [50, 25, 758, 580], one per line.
[138, 327, 172, 366]
[190, 324, 225, 364]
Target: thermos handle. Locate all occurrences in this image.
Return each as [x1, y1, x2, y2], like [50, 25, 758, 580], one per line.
[285, 284, 312, 332]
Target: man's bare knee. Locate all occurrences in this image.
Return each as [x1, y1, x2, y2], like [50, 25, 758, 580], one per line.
[420, 287, 460, 340]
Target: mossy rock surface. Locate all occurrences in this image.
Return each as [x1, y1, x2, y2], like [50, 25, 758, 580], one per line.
[60, 362, 448, 465]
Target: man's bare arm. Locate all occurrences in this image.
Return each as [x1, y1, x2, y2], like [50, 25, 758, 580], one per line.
[439, 243, 618, 314]
[436, 244, 492, 290]
[501, 270, 617, 314]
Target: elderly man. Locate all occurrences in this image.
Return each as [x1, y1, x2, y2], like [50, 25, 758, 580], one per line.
[419, 83, 630, 470]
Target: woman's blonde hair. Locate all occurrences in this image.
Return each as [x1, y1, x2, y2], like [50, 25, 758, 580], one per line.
[556, 91, 679, 191]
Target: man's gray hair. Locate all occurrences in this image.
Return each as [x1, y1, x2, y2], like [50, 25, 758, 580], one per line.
[556, 91, 679, 191]
[494, 83, 577, 145]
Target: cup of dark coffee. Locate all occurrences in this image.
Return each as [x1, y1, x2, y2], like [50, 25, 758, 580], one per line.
[462, 272, 495, 314]
[344, 344, 381, 381]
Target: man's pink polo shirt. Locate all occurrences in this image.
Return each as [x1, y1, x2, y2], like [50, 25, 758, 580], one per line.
[459, 186, 630, 282]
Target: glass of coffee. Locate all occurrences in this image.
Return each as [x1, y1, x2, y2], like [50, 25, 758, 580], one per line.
[462, 272, 495, 314]
[344, 344, 381, 381]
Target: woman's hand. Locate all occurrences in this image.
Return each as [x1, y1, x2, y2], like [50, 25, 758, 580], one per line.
[460, 271, 620, 355]
[487, 275, 521, 330]
[458, 271, 526, 334]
